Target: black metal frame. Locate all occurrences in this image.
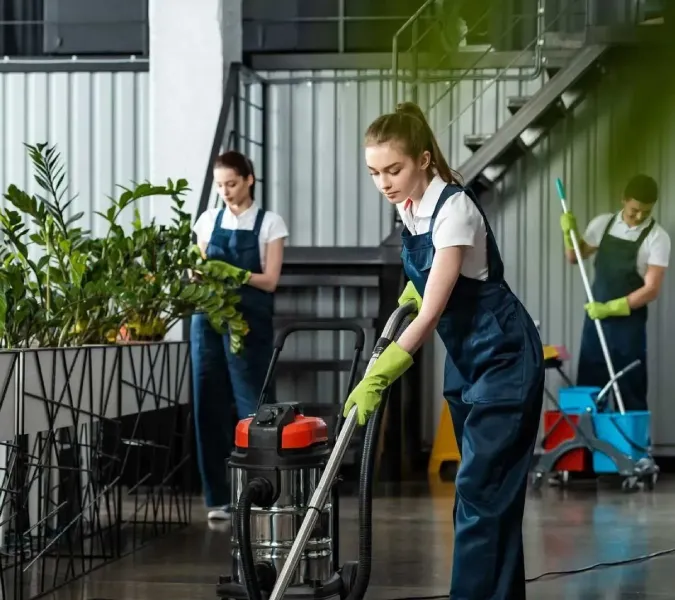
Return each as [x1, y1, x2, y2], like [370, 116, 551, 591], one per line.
[196, 63, 271, 221]
[0, 342, 192, 600]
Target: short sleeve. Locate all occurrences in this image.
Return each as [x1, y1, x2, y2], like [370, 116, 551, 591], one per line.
[263, 212, 289, 244]
[193, 209, 216, 245]
[431, 191, 481, 250]
[647, 227, 671, 268]
[583, 214, 613, 248]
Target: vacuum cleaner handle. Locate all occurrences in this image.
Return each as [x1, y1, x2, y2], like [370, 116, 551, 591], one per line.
[273, 320, 366, 351]
[255, 320, 368, 411]
[266, 300, 418, 600]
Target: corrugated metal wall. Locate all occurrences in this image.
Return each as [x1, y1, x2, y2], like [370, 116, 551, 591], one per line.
[5, 59, 674, 454]
[255, 68, 545, 246]
[0, 70, 150, 237]
[250, 68, 549, 443]
[253, 62, 675, 454]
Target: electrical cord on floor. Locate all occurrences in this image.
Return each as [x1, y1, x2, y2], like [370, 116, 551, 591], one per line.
[385, 544, 675, 600]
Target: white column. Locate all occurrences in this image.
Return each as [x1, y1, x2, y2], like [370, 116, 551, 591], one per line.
[148, 0, 242, 221]
[148, 0, 242, 340]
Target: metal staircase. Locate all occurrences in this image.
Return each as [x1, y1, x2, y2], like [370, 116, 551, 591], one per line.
[382, 0, 612, 246]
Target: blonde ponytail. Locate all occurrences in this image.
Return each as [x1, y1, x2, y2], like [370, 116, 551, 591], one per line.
[365, 101, 462, 185]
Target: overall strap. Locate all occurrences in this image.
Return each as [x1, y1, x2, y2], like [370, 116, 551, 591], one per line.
[214, 209, 225, 230]
[636, 218, 656, 246]
[428, 184, 464, 232]
[252, 208, 266, 236]
[599, 213, 618, 244]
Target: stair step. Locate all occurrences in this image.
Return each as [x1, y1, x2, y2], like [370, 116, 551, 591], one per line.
[279, 274, 380, 288]
[277, 359, 368, 373]
[546, 66, 561, 80]
[464, 134, 491, 153]
[506, 94, 569, 130]
[506, 96, 532, 115]
[273, 316, 376, 330]
[464, 134, 528, 165]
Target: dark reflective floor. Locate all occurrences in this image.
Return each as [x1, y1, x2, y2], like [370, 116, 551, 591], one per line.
[47, 475, 675, 599]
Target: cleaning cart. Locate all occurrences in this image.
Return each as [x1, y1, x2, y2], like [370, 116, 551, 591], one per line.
[531, 358, 658, 491]
[530, 179, 659, 492]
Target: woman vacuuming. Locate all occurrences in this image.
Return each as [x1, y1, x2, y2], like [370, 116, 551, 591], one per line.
[191, 151, 288, 520]
[343, 102, 544, 599]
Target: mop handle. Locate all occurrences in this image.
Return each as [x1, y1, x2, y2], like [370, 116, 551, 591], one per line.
[556, 178, 625, 414]
[267, 302, 418, 600]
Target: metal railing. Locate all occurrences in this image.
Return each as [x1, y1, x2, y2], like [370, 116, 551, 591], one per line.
[196, 64, 270, 223]
[392, 0, 590, 107]
[392, 0, 646, 108]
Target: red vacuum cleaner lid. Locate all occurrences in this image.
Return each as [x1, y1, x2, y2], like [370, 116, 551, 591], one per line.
[235, 414, 328, 450]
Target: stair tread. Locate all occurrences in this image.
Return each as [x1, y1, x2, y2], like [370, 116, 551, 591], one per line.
[508, 95, 533, 103]
[278, 274, 380, 288]
[273, 316, 376, 328]
[277, 358, 368, 371]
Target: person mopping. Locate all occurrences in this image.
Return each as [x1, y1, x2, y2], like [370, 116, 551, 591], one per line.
[560, 174, 670, 411]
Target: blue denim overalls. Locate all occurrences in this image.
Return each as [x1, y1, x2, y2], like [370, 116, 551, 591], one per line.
[190, 207, 274, 507]
[401, 183, 544, 599]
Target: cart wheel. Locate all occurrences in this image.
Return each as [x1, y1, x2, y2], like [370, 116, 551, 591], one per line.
[531, 472, 544, 490]
[644, 472, 658, 491]
[622, 476, 639, 492]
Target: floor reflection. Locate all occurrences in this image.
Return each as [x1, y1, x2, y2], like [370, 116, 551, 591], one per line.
[47, 476, 675, 600]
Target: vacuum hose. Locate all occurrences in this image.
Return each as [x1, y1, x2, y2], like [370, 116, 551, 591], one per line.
[346, 385, 390, 600]
[237, 477, 275, 600]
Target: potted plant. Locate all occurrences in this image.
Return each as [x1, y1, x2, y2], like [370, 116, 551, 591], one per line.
[0, 143, 249, 351]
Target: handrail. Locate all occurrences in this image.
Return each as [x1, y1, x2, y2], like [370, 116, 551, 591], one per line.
[435, 1, 583, 136]
[195, 63, 269, 224]
[393, 0, 549, 106]
[195, 64, 240, 224]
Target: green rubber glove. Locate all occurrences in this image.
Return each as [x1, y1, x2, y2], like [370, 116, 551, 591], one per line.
[560, 212, 579, 251]
[343, 342, 413, 426]
[585, 297, 631, 320]
[210, 260, 251, 284]
[398, 280, 422, 312]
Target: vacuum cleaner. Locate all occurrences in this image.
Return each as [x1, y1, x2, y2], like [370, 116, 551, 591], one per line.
[530, 179, 659, 491]
[216, 302, 418, 600]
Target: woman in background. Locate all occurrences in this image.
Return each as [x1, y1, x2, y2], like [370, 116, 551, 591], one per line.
[191, 151, 288, 520]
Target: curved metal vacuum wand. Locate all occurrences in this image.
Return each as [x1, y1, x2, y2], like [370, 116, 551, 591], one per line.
[556, 178, 626, 414]
[267, 301, 418, 600]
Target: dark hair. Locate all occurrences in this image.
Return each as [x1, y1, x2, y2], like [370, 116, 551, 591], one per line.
[624, 174, 658, 205]
[364, 102, 462, 185]
[213, 151, 256, 199]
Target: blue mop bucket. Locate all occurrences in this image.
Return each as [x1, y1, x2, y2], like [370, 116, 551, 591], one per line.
[591, 411, 651, 473]
[558, 386, 601, 413]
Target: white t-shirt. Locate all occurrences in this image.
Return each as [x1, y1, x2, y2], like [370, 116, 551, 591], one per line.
[584, 212, 671, 277]
[396, 175, 489, 281]
[193, 204, 289, 270]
